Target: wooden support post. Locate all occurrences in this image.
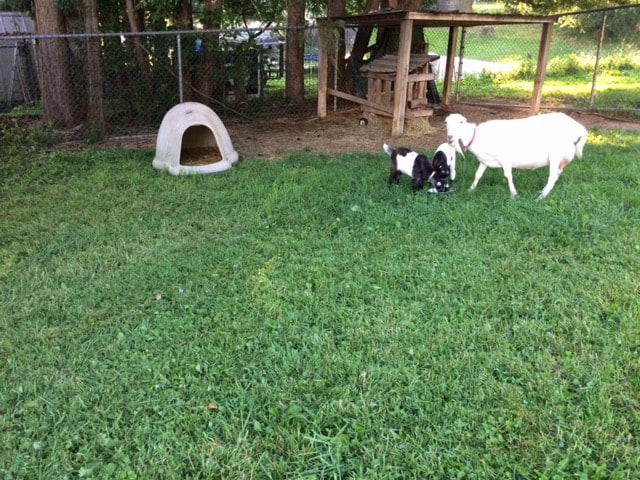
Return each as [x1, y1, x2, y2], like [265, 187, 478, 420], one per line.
[391, 18, 413, 136]
[589, 11, 607, 110]
[317, 22, 329, 118]
[455, 27, 467, 102]
[442, 25, 459, 107]
[530, 22, 553, 115]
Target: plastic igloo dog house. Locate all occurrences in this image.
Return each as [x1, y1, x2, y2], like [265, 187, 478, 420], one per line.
[152, 102, 239, 175]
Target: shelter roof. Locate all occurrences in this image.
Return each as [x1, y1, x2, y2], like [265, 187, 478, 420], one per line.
[321, 9, 558, 28]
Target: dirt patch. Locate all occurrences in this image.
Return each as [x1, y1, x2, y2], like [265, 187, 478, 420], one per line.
[101, 103, 640, 160]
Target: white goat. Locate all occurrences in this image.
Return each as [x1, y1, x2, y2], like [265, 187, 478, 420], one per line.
[445, 112, 588, 199]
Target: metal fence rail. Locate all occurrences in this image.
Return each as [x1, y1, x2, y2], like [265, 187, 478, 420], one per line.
[0, 5, 638, 138]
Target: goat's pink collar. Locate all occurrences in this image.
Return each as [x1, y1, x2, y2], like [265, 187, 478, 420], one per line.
[463, 127, 477, 152]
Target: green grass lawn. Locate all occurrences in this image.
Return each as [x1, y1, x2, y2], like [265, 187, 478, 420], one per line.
[1, 131, 640, 478]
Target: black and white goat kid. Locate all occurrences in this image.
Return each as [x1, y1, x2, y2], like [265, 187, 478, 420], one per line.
[383, 143, 452, 193]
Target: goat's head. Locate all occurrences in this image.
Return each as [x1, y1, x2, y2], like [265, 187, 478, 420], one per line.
[430, 177, 450, 193]
[436, 142, 456, 167]
[444, 113, 468, 156]
[431, 154, 451, 179]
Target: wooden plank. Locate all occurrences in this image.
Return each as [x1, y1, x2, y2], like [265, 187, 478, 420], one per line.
[408, 97, 432, 108]
[383, 79, 393, 106]
[407, 73, 435, 82]
[404, 11, 558, 25]
[328, 86, 432, 114]
[391, 18, 413, 136]
[442, 25, 458, 107]
[530, 22, 553, 115]
[362, 72, 435, 82]
[325, 11, 558, 29]
[360, 53, 439, 74]
[362, 105, 393, 117]
[407, 81, 415, 101]
[327, 88, 394, 114]
[362, 72, 397, 81]
[362, 105, 433, 118]
[417, 79, 426, 100]
[317, 24, 328, 118]
[405, 108, 434, 118]
[370, 78, 381, 103]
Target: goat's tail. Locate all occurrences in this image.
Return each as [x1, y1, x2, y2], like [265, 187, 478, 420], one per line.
[383, 143, 394, 157]
[574, 133, 587, 159]
[573, 123, 588, 159]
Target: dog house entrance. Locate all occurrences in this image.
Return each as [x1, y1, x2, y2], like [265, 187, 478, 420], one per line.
[179, 125, 223, 166]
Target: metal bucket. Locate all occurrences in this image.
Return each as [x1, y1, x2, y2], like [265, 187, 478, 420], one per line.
[436, 0, 473, 13]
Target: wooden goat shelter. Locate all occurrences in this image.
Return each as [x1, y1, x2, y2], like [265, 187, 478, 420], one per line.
[317, 9, 559, 136]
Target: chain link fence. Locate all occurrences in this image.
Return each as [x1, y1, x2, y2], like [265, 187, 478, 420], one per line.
[0, 25, 322, 137]
[0, 5, 638, 141]
[446, 6, 640, 114]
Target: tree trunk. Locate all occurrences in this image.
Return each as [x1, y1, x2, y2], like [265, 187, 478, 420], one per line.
[232, 43, 249, 107]
[351, 0, 380, 63]
[388, 0, 422, 8]
[125, 0, 149, 77]
[176, 0, 195, 101]
[175, 0, 193, 30]
[328, 0, 347, 93]
[196, 0, 225, 103]
[286, 0, 305, 104]
[33, 0, 79, 128]
[349, 0, 381, 96]
[84, 0, 105, 130]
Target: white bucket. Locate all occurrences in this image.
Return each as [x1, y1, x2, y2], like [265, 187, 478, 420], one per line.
[436, 0, 473, 13]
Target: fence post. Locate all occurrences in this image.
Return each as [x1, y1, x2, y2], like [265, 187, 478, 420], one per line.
[529, 22, 553, 115]
[177, 33, 184, 103]
[455, 27, 466, 102]
[333, 42, 339, 111]
[317, 22, 329, 119]
[589, 11, 607, 110]
[442, 26, 459, 107]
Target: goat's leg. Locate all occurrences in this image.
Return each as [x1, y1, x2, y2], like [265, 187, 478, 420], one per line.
[412, 175, 425, 192]
[388, 167, 401, 185]
[450, 158, 457, 181]
[469, 164, 488, 191]
[538, 155, 562, 199]
[501, 165, 518, 197]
